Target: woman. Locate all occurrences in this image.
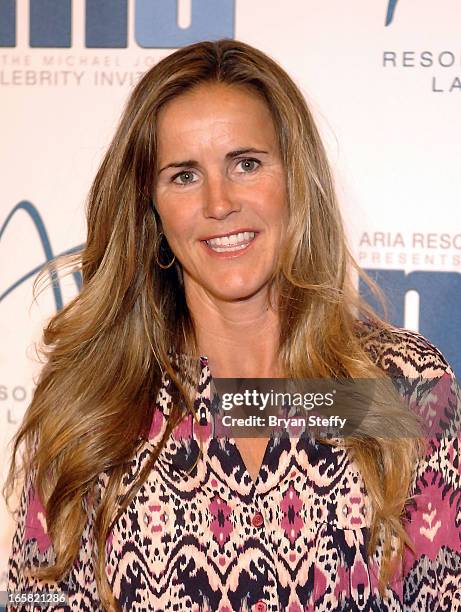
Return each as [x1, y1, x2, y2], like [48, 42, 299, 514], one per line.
[5, 39, 460, 611]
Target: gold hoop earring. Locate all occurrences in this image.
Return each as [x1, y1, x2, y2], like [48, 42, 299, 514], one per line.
[155, 232, 176, 269]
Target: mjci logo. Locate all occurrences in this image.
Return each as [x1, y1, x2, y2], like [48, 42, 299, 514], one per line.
[0, 0, 235, 48]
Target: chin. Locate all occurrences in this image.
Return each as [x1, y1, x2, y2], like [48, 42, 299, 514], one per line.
[208, 278, 267, 302]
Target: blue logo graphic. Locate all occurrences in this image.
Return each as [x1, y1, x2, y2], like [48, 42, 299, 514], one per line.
[0, 0, 235, 48]
[385, 0, 398, 26]
[360, 269, 461, 379]
[0, 201, 82, 311]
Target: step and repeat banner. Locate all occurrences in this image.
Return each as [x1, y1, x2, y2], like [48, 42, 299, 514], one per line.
[1, 0, 460, 584]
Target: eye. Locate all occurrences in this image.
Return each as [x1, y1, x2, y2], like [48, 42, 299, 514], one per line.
[171, 170, 197, 186]
[236, 158, 261, 173]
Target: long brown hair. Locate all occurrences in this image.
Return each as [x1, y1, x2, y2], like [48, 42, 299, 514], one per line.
[4, 39, 425, 610]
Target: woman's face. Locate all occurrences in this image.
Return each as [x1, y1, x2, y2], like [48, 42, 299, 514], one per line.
[154, 82, 288, 304]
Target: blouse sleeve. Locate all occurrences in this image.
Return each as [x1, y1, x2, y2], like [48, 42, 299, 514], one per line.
[402, 367, 461, 609]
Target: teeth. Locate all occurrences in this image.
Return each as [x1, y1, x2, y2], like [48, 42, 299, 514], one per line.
[206, 231, 255, 250]
[210, 243, 249, 253]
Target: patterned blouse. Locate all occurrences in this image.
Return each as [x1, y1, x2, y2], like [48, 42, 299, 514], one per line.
[6, 326, 461, 611]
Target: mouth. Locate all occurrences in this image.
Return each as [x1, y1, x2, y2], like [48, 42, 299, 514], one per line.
[201, 230, 258, 254]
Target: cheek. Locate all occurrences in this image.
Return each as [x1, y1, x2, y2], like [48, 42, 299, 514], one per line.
[162, 220, 200, 264]
[257, 186, 288, 227]
[157, 204, 194, 242]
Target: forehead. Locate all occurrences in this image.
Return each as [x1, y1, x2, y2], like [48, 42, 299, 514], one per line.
[155, 82, 277, 152]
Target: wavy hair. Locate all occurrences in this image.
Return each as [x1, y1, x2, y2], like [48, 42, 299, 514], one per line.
[4, 39, 425, 610]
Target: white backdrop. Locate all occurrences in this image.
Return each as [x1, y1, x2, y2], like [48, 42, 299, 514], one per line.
[1, 0, 460, 587]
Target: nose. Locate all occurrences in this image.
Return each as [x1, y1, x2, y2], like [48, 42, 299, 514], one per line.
[202, 173, 241, 219]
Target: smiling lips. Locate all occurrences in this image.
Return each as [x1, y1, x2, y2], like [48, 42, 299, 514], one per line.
[204, 231, 256, 253]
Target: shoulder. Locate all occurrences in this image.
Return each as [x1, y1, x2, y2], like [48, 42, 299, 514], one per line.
[356, 321, 459, 438]
[354, 318, 454, 379]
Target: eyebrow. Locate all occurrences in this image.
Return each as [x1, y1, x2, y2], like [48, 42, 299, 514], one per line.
[157, 148, 269, 174]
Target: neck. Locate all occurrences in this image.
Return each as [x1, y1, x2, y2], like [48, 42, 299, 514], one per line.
[185, 284, 282, 378]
